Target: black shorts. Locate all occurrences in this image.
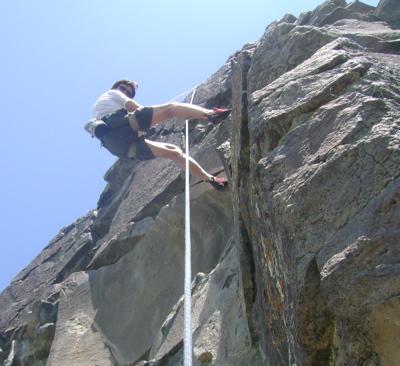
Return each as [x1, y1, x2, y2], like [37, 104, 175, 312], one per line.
[134, 107, 153, 131]
[132, 107, 155, 160]
[102, 107, 156, 160]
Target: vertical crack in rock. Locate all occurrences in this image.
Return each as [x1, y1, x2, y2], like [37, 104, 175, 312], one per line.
[298, 258, 335, 365]
[238, 223, 258, 345]
[231, 50, 260, 348]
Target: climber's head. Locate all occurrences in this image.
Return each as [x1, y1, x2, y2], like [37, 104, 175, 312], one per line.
[111, 79, 138, 98]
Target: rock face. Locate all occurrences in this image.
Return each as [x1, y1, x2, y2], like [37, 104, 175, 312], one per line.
[376, 0, 400, 24]
[1, 1, 400, 365]
[233, 1, 400, 364]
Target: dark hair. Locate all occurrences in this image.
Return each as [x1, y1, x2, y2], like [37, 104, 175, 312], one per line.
[111, 79, 138, 98]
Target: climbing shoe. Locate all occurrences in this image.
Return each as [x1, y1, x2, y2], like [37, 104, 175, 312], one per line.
[208, 176, 229, 192]
[206, 108, 231, 124]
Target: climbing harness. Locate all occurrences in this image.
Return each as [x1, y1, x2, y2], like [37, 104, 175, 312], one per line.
[184, 86, 197, 366]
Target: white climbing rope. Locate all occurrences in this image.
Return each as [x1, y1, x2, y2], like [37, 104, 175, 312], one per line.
[167, 85, 198, 103]
[184, 86, 197, 366]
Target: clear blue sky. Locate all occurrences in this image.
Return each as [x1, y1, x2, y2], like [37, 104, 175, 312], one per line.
[0, 0, 379, 292]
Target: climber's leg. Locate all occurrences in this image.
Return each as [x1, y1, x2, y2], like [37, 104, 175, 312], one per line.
[144, 139, 212, 181]
[149, 102, 211, 127]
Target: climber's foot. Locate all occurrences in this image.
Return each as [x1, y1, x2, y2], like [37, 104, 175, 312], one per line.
[206, 108, 231, 124]
[208, 176, 228, 191]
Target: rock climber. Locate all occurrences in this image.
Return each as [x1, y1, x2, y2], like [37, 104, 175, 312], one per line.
[87, 79, 231, 191]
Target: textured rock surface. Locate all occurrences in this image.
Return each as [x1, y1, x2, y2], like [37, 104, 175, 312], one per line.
[238, 4, 400, 364]
[1, 1, 400, 365]
[3, 300, 58, 366]
[149, 242, 262, 366]
[376, 0, 400, 24]
[45, 272, 115, 366]
[47, 183, 234, 366]
[0, 211, 96, 332]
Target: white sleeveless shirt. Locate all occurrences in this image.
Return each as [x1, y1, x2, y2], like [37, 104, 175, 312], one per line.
[92, 89, 131, 119]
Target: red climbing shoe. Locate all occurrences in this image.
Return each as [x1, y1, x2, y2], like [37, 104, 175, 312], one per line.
[206, 108, 231, 124]
[208, 176, 229, 191]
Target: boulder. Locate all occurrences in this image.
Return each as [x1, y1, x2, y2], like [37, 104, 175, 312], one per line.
[319, 6, 363, 26]
[248, 23, 336, 92]
[250, 10, 400, 94]
[346, 0, 376, 14]
[376, 0, 400, 24]
[88, 216, 155, 269]
[307, 0, 348, 26]
[314, 1, 377, 27]
[45, 272, 115, 366]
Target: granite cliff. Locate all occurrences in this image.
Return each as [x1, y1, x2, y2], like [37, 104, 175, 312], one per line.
[1, 1, 400, 365]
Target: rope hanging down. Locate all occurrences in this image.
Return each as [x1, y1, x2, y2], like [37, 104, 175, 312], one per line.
[184, 87, 197, 366]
